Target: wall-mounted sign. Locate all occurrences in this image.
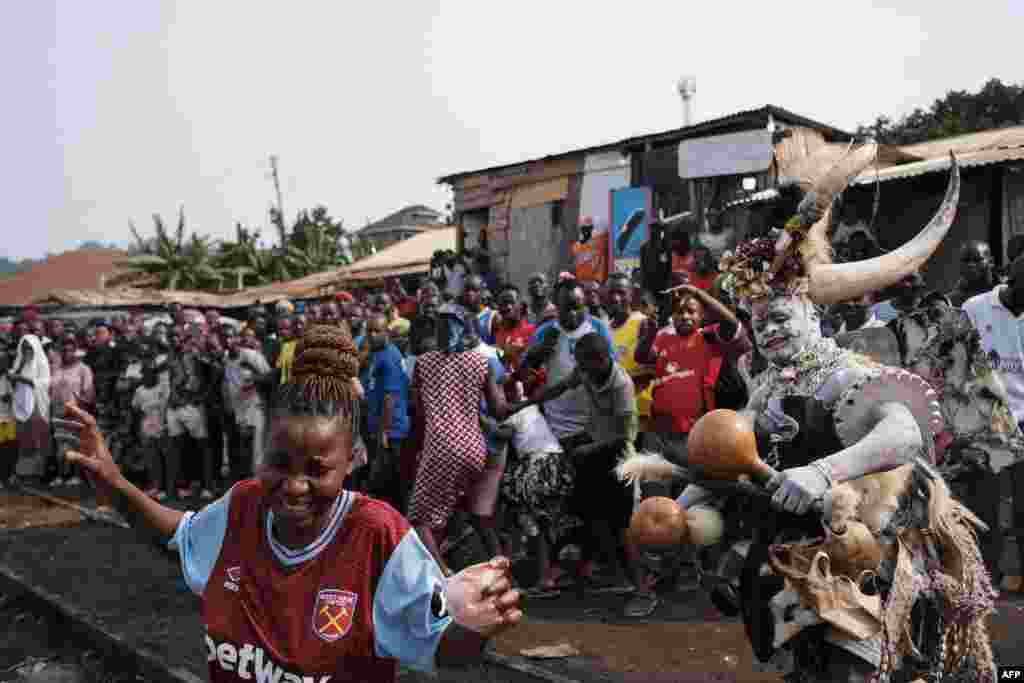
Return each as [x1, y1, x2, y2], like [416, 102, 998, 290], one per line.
[610, 186, 653, 277]
[678, 129, 774, 180]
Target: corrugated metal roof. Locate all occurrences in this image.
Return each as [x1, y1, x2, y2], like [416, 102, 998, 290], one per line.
[437, 105, 852, 184]
[897, 125, 1024, 159]
[847, 139, 1024, 184]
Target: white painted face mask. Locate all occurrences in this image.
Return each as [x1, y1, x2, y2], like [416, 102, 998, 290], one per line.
[751, 295, 821, 367]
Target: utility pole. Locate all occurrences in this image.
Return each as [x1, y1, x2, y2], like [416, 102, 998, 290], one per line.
[269, 155, 287, 247]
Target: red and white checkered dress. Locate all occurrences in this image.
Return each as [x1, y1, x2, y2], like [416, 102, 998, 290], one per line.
[407, 350, 488, 529]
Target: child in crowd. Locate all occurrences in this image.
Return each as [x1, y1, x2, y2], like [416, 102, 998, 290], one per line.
[498, 381, 577, 598]
[133, 360, 172, 500]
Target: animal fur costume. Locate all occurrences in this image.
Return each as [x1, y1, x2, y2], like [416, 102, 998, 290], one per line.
[619, 147, 997, 683]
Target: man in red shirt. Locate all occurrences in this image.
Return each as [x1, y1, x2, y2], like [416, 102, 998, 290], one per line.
[685, 244, 718, 291]
[636, 285, 750, 474]
[624, 285, 749, 617]
[493, 284, 536, 397]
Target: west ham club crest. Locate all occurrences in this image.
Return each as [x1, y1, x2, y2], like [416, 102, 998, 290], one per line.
[312, 589, 357, 642]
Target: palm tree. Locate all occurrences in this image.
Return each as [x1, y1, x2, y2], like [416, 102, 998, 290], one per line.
[285, 220, 348, 277]
[120, 207, 219, 290]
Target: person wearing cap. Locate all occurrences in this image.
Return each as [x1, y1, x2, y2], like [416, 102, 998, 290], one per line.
[572, 216, 609, 284]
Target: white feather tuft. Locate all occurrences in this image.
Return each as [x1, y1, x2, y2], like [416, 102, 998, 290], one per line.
[615, 451, 685, 485]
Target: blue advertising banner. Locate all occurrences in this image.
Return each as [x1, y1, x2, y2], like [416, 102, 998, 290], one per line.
[610, 186, 652, 276]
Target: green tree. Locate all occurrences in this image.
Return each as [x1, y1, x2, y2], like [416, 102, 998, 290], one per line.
[215, 223, 293, 288]
[284, 206, 351, 276]
[120, 207, 220, 290]
[857, 78, 1024, 145]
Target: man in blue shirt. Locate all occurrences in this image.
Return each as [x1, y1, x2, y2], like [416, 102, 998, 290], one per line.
[365, 315, 411, 511]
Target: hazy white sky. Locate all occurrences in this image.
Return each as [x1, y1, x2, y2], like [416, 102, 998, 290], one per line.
[5, 0, 1022, 260]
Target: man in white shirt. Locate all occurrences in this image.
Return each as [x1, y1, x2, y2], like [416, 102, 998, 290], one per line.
[963, 256, 1024, 591]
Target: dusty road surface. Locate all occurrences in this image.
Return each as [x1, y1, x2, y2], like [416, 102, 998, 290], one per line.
[2, 488, 1023, 682]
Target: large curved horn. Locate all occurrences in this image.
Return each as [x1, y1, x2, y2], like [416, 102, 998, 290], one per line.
[807, 152, 960, 306]
[796, 142, 878, 226]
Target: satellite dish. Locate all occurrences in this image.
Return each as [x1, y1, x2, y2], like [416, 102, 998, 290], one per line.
[677, 76, 697, 98]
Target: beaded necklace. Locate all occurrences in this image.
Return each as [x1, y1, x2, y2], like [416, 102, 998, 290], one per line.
[756, 337, 850, 402]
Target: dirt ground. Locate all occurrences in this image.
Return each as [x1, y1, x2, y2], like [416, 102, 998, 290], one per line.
[2, 489, 1021, 682]
[494, 618, 782, 682]
[0, 494, 81, 530]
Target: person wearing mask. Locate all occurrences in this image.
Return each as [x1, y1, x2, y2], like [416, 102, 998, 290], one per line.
[525, 273, 557, 326]
[947, 240, 996, 307]
[963, 254, 1024, 589]
[364, 315, 411, 511]
[48, 335, 95, 487]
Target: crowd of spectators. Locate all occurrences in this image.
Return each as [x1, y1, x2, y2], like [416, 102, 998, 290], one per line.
[2, 227, 1023, 616]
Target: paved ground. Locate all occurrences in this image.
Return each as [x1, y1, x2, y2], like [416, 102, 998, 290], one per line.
[2, 487, 1023, 682]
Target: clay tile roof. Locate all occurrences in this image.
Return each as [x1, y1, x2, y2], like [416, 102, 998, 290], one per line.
[0, 249, 131, 306]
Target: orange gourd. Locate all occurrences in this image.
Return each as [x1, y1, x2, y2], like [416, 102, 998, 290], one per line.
[629, 497, 689, 548]
[686, 409, 770, 482]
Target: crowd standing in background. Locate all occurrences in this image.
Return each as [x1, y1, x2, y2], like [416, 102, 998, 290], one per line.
[3, 230, 1024, 616]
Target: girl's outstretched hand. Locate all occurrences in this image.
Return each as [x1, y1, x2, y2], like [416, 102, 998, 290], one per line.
[56, 402, 124, 499]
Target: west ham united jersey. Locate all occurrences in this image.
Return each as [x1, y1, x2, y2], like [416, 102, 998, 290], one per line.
[168, 481, 451, 683]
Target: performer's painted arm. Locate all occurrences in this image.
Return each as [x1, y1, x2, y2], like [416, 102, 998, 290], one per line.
[816, 401, 922, 484]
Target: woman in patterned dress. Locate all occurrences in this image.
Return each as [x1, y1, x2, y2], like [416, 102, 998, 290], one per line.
[408, 305, 508, 575]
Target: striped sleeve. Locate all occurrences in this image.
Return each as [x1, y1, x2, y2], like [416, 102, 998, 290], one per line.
[166, 488, 232, 597]
[372, 528, 452, 673]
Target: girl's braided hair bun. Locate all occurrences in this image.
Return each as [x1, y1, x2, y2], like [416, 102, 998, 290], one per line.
[288, 323, 359, 404]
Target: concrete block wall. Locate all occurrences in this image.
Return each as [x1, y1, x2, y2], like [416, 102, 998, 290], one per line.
[505, 204, 565, 292]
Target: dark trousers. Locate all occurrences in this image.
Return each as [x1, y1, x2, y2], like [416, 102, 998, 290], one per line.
[565, 434, 633, 567]
[142, 436, 179, 492]
[0, 441, 16, 482]
[224, 419, 252, 484]
[366, 437, 405, 511]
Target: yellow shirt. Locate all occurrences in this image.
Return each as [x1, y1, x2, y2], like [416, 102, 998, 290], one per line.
[610, 312, 654, 417]
[610, 312, 647, 378]
[388, 316, 411, 337]
[276, 339, 297, 384]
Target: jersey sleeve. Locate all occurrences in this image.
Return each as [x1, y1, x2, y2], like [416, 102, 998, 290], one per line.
[166, 487, 233, 597]
[372, 528, 452, 673]
[591, 318, 618, 360]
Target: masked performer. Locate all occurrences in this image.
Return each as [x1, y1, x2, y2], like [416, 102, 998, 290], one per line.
[623, 147, 996, 683]
[60, 324, 521, 682]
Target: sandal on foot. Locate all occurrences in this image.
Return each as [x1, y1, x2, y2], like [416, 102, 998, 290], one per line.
[623, 592, 660, 618]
